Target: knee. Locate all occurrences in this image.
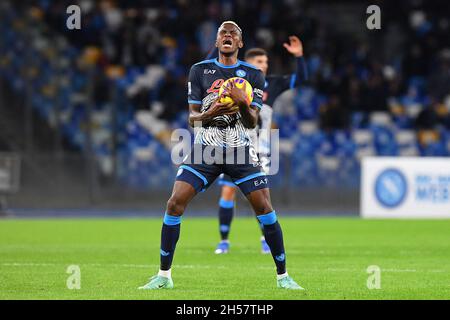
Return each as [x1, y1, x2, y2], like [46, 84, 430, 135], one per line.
[254, 206, 273, 216]
[250, 189, 273, 215]
[253, 198, 273, 216]
[221, 186, 236, 201]
[166, 196, 186, 216]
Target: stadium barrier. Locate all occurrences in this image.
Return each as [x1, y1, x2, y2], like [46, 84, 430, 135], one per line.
[361, 157, 450, 218]
[0, 152, 21, 213]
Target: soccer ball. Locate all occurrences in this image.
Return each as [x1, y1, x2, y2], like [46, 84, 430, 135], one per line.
[218, 77, 253, 106]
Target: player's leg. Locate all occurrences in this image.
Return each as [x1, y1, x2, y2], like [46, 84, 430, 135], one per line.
[245, 188, 282, 273]
[255, 106, 273, 254]
[139, 180, 196, 290]
[139, 147, 220, 289]
[215, 174, 236, 254]
[160, 181, 197, 271]
[257, 157, 271, 254]
[219, 185, 236, 241]
[226, 144, 303, 289]
[257, 216, 271, 254]
[245, 188, 304, 290]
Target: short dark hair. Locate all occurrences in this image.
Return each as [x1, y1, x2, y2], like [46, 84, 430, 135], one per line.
[244, 48, 268, 60]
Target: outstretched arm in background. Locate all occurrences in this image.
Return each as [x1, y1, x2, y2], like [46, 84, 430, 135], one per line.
[283, 35, 309, 88]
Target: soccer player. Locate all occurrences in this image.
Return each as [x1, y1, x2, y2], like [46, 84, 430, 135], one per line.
[215, 37, 308, 254]
[139, 21, 303, 290]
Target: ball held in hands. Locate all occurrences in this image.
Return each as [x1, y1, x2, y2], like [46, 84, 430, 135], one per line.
[218, 77, 254, 107]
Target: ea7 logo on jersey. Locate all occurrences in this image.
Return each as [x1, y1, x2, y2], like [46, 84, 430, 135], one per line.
[254, 88, 263, 99]
[254, 177, 268, 187]
[204, 69, 216, 74]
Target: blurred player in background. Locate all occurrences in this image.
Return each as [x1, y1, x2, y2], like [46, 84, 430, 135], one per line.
[139, 21, 303, 290]
[214, 36, 308, 254]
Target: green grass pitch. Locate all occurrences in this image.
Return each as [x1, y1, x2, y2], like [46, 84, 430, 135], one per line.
[0, 217, 449, 299]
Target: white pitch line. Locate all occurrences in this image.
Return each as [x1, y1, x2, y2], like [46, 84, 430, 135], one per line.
[326, 267, 418, 273]
[1, 263, 448, 273]
[0, 262, 224, 269]
[381, 268, 417, 273]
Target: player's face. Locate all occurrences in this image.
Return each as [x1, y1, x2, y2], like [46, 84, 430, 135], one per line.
[246, 55, 269, 75]
[216, 24, 243, 55]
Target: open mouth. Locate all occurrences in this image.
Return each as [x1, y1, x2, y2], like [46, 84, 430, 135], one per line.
[222, 39, 233, 48]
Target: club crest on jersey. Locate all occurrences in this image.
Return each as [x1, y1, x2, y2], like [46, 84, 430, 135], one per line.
[204, 69, 216, 74]
[235, 69, 246, 77]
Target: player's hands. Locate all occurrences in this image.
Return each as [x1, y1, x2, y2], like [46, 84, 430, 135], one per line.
[283, 35, 303, 57]
[222, 80, 251, 108]
[207, 99, 239, 117]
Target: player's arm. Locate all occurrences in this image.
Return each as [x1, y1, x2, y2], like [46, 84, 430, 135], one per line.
[282, 35, 309, 89]
[188, 101, 238, 127]
[187, 65, 238, 127]
[238, 99, 259, 129]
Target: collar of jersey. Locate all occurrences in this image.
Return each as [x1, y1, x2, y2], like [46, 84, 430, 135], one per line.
[214, 58, 241, 69]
